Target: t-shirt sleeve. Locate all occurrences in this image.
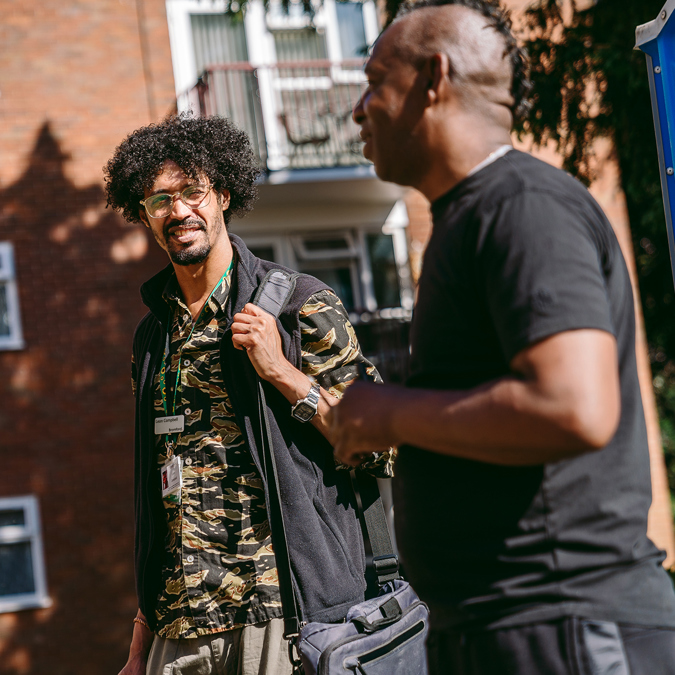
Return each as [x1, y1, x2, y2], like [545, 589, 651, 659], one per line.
[478, 190, 615, 362]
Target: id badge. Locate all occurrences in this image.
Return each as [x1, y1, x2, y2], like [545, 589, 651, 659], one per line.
[161, 455, 182, 501]
[155, 415, 185, 435]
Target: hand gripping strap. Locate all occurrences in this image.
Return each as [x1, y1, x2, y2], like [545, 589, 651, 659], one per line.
[252, 269, 299, 318]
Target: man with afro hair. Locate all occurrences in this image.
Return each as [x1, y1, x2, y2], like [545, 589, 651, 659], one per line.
[105, 113, 393, 675]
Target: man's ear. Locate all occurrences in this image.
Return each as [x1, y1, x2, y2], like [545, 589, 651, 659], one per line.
[139, 210, 150, 228]
[426, 53, 451, 105]
[221, 189, 231, 211]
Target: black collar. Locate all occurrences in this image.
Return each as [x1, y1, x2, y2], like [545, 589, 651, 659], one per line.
[139, 233, 260, 326]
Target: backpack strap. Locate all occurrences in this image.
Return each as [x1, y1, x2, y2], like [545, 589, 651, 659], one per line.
[252, 269, 299, 318]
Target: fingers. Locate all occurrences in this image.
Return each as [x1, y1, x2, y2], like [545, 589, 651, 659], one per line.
[231, 329, 258, 352]
[232, 305, 274, 342]
[232, 305, 274, 334]
[330, 382, 399, 465]
[231, 304, 286, 381]
[331, 401, 363, 465]
[334, 444, 362, 466]
[241, 303, 267, 317]
[334, 442, 383, 467]
[232, 335, 246, 350]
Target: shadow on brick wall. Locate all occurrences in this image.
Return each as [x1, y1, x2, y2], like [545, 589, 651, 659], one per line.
[0, 121, 167, 674]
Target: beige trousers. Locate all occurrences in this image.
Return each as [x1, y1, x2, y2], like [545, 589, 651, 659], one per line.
[146, 619, 294, 675]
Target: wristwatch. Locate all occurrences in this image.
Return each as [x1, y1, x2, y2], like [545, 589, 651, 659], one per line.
[291, 383, 321, 423]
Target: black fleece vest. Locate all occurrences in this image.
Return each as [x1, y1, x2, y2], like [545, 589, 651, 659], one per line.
[132, 235, 367, 630]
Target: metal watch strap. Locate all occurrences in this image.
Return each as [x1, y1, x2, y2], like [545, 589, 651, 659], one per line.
[291, 383, 320, 422]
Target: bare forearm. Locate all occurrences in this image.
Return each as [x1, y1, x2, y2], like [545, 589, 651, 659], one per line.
[129, 611, 154, 658]
[333, 376, 617, 467]
[118, 611, 153, 675]
[389, 378, 605, 465]
[265, 360, 337, 439]
[332, 330, 620, 467]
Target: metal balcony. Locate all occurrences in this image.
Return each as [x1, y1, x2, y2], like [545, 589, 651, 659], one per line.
[182, 60, 371, 172]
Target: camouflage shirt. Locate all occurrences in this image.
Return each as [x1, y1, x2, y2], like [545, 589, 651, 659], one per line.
[143, 269, 393, 639]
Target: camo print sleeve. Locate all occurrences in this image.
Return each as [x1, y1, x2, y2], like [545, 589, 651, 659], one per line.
[299, 290, 395, 478]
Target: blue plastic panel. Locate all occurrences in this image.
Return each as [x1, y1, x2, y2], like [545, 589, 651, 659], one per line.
[637, 0, 675, 287]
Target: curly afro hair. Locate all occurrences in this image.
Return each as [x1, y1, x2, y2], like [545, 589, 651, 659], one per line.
[104, 113, 262, 225]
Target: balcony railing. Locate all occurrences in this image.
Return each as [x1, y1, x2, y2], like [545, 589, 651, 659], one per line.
[182, 60, 371, 172]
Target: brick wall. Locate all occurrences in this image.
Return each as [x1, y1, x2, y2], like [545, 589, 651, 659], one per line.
[0, 1, 175, 672]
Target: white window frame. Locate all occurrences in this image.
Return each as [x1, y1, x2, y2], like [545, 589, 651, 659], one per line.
[242, 235, 287, 265]
[0, 242, 25, 351]
[291, 230, 364, 306]
[0, 495, 51, 613]
[382, 200, 414, 311]
[291, 230, 359, 260]
[241, 225, 409, 314]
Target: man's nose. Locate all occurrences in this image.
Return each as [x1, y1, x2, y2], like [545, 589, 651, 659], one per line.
[353, 91, 366, 125]
[171, 194, 193, 218]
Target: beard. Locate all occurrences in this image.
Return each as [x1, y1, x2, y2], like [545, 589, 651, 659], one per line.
[170, 242, 211, 266]
[163, 217, 212, 266]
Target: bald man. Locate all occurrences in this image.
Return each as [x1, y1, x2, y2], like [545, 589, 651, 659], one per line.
[331, 1, 675, 673]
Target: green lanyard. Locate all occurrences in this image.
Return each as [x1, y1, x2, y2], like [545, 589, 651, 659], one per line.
[159, 261, 233, 437]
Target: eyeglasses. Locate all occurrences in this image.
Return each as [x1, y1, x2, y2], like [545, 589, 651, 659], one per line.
[140, 183, 213, 219]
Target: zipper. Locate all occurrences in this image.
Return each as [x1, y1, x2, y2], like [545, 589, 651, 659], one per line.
[316, 600, 426, 675]
[353, 620, 425, 668]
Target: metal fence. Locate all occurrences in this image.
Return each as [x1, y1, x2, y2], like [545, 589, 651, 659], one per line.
[185, 60, 370, 171]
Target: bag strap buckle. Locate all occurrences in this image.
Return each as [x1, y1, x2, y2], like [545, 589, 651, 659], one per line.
[287, 635, 304, 675]
[372, 554, 400, 584]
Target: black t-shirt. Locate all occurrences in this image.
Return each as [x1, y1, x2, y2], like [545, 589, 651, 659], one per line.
[394, 150, 675, 630]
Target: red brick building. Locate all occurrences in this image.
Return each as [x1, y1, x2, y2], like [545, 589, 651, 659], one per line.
[0, 2, 175, 672]
[0, 1, 671, 673]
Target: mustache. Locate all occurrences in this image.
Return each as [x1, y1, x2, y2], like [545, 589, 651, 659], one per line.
[164, 217, 205, 238]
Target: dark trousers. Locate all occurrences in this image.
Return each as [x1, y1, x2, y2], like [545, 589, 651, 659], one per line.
[427, 617, 675, 675]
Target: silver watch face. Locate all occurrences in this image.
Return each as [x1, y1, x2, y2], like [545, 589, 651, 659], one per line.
[292, 402, 316, 423]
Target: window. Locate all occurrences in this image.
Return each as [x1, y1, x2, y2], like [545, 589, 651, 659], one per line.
[336, 1, 368, 59]
[168, 0, 379, 169]
[0, 496, 51, 613]
[292, 232, 362, 311]
[239, 229, 411, 314]
[366, 233, 401, 309]
[248, 245, 277, 263]
[288, 229, 410, 314]
[273, 28, 328, 62]
[190, 12, 249, 72]
[0, 242, 24, 350]
[245, 236, 286, 264]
